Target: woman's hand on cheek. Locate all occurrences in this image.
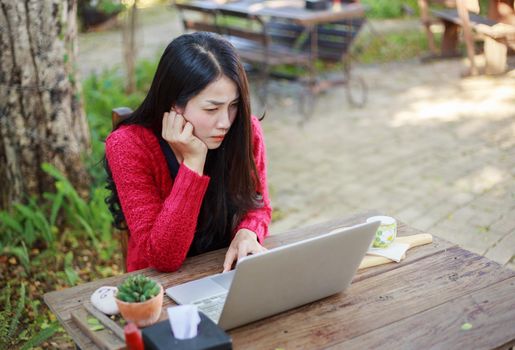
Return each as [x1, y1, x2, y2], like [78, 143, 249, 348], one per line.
[223, 229, 267, 272]
[162, 109, 208, 175]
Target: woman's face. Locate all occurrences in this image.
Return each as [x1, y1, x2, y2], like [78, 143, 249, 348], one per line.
[180, 75, 239, 150]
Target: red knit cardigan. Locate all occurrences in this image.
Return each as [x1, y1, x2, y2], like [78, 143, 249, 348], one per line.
[105, 115, 271, 272]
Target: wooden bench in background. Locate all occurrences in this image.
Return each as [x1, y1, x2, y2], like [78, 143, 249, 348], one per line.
[420, 0, 515, 74]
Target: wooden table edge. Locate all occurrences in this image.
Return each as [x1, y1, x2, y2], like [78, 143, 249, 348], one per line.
[41, 212, 466, 349]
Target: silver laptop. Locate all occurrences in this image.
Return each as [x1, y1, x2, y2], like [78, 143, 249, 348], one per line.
[165, 220, 379, 330]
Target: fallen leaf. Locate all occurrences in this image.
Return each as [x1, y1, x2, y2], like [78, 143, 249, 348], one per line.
[88, 317, 102, 325]
[88, 317, 105, 331]
[89, 324, 105, 331]
[461, 322, 473, 331]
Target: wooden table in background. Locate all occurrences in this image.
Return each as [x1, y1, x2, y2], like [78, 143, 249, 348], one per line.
[45, 212, 515, 349]
[176, 0, 366, 26]
[175, 0, 367, 96]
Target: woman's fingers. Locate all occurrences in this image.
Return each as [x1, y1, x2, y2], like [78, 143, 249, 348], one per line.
[161, 112, 169, 139]
[182, 121, 194, 139]
[223, 241, 267, 273]
[237, 242, 253, 260]
[162, 110, 178, 141]
[171, 113, 184, 139]
[254, 245, 267, 254]
[244, 244, 266, 257]
[162, 110, 207, 174]
[162, 109, 195, 142]
[223, 248, 237, 273]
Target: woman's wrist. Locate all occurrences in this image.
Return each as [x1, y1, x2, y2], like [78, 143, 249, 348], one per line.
[183, 155, 206, 175]
[235, 229, 258, 242]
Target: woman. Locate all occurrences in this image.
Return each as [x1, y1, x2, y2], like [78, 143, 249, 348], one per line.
[105, 32, 271, 273]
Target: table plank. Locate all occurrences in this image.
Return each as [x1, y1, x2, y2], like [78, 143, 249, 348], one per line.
[227, 247, 515, 349]
[69, 308, 125, 350]
[334, 276, 515, 350]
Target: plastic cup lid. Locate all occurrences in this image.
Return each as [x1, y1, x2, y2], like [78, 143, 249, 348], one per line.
[366, 215, 396, 225]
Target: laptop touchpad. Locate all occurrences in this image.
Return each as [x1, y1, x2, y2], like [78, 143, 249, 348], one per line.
[211, 270, 235, 290]
[167, 278, 227, 304]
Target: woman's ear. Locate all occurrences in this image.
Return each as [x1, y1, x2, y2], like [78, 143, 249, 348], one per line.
[172, 105, 185, 115]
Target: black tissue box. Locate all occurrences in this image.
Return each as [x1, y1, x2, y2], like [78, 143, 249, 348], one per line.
[141, 313, 232, 350]
[305, 0, 330, 10]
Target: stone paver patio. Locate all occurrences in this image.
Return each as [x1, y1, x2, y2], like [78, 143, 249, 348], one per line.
[78, 6, 515, 269]
[262, 61, 515, 270]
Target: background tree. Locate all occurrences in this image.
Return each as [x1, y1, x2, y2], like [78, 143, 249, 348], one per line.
[123, 0, 138, 94]
[0, 0, 91, 210]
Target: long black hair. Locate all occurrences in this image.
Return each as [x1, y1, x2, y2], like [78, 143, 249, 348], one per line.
[105, 32, 262, 255]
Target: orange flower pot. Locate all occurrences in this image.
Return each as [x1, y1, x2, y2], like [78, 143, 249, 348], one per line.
[115, 284, 164, 327]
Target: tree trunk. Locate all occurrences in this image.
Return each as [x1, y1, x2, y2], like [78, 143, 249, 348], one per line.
[0, 0, 91, 210]
[123, 0, 138, 94]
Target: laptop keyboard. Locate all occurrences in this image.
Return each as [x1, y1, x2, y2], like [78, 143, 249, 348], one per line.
[193, 293, 227, 322]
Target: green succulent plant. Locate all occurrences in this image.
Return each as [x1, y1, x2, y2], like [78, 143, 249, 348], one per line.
[116, 274, 160, 303]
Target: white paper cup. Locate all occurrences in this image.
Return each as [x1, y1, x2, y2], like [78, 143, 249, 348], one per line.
[366, 216, 397, 248]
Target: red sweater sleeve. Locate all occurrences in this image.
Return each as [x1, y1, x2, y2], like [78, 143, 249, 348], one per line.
[106, 127, 210, 272]
[234, 116, 272, 243]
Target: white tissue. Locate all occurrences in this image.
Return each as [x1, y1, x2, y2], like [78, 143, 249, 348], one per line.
[90, 286, 119, 315]
[367, 242, 410, 262]
[167, 305, 201, 339]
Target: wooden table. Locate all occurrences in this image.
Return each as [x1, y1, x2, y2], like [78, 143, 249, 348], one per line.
[44, 212, 515, 349]
[176, 0, 366, 26]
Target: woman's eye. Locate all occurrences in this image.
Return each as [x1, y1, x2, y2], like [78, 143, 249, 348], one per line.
[205, 108, 218, 112]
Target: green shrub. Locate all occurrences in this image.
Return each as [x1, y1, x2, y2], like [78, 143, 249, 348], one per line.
[0, 162, 121, 347]
[0, 163, 114, 275]
[0, 283, 58, 349]
[83, 58, 158, 185]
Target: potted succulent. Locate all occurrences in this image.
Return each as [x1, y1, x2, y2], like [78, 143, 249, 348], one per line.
[115, 274, 164, 327]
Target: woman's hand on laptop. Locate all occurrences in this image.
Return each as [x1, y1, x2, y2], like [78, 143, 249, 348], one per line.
[223, 229, 267, 272]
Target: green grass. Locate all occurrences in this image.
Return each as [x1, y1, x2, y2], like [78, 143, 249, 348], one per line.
[353, 30, 442, 63]
[361, 0, 419, 18]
